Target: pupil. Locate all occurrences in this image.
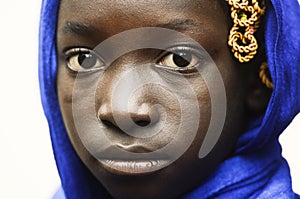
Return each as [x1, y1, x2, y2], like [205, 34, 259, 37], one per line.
[78, 53, 97, 69]
[173, 52, 192, 67]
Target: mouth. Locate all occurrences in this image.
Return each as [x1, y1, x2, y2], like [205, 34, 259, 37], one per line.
[99, 159, 170, 175]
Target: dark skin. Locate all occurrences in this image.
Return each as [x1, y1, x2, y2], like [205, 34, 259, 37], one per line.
[56, 0, 270, 198]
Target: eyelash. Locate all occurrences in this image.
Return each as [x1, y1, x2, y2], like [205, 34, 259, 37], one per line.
[63, 46, 205, 74]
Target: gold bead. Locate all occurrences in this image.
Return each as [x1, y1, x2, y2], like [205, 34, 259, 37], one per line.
[240, 13, 248, 21]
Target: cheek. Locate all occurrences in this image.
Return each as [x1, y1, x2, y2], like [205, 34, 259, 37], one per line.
[187, 77, 212, 149]
[57, 61, 75, 105]
[57, 61, 85, 149]
[57, 62, 105, 165]
[186, 57, 246, 160]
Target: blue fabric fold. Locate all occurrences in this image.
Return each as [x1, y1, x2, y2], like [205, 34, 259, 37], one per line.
[38, 0, 300, 198]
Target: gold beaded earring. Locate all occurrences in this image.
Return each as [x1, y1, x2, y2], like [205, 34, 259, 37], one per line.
[225, 0, 273, 89]
[259, 62, 274, 89]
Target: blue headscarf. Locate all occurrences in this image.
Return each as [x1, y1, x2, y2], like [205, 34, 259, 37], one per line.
[39, 0, 300, 198]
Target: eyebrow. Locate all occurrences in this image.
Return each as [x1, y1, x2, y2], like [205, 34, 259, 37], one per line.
[61, 21, 93, 35]
[156, 19, 205, 33]
[61, 19, 205, 36]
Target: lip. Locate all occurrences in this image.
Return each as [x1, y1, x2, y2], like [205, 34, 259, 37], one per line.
[117, 145, 153, 153]
[95, 145, 170, 160]
[99, 159, 170, 175]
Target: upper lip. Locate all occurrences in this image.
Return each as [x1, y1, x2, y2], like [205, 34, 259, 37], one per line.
[117, 144, 153, 153]
[95, 145, 170, 161]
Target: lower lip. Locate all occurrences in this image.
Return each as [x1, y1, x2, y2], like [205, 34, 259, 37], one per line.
[99, 160, 169, 175]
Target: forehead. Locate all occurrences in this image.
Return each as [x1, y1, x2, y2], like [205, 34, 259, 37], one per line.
[59, 0, 219, 10]
[58, 0, 225, 30]
[57, 0, 228, 50]
[58, 0, 223, 20]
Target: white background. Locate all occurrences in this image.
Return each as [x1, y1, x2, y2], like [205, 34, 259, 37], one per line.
[0, 1, 299, 198]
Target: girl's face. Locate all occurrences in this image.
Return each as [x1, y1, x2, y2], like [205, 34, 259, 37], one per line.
[56, 0, 253, 198]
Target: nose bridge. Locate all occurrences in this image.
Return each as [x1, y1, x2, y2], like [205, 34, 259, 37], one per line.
[111, 71, 140, 114]
[96, 54, 158, 129]
[98, 48, 159, 105]
[96, 55, 130, 103]
[99, 61, 144, 108]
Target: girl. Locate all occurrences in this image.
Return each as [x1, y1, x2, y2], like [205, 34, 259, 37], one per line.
[39, 0, 300, 198]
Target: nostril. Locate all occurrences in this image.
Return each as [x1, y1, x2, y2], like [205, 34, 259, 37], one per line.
[131, 113, 152, 127]
[101, 119, 115, 127]
[131, 103, 154, 127]
[98, 103, 157, 128]
[134, 119, 151, 127]
[98, 103, 117, 127]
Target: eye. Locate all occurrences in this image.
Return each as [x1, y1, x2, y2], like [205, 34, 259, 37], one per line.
[64, 48, 105, 72]
[157, 47, 204, 71]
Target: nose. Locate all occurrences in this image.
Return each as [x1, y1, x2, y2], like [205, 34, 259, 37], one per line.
[98, 102, 158, 130]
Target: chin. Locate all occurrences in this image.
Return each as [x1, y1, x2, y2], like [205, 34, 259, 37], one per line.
[95, 165, 186, 199]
